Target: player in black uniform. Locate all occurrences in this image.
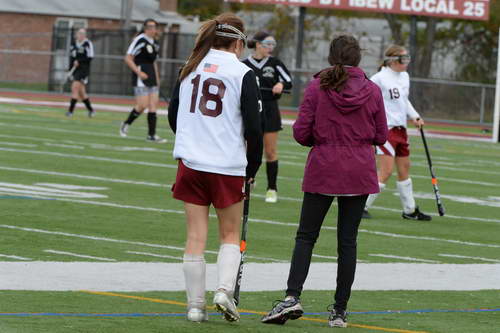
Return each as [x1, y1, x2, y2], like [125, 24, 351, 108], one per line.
[66, 28, 95, 118]
[243, 32, 292, 203]
[120, 18, 166, 143]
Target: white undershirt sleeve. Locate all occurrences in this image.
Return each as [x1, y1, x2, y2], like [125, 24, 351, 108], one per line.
[406, 100, 420, 120]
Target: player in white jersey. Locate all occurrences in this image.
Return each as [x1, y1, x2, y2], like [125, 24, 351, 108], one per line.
[364, 45, 431, 221]
[167, 13, 263, 323]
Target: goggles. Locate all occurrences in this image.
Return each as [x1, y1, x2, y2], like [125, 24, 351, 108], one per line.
[385, 54, 411, 65]
[260, 39, 277, 49]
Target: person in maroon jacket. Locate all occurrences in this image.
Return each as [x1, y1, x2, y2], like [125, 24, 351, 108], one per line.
[261, 35, 388, 328]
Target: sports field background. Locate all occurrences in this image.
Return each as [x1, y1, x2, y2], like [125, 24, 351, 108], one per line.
[0, 97, 499, 333]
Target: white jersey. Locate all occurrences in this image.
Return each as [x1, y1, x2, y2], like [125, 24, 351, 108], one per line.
[173, 49, 253, 176]
[370, 66, 420, 128]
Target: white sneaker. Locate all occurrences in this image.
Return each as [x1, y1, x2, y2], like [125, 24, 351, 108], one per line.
[119, 123, 129, 137]
[213, 290, 240, 322]
[146, 135, 167, 143]
[265, 189, 278, 203]
[187, 306, 208, 323]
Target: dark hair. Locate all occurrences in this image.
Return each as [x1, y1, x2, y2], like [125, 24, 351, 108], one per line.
[378, 44, 406, 71]
[247, 31, 271, 49]
[143, 18, 158, 30]
[319, 35, 361, 92]
[179, 13, 245, 81]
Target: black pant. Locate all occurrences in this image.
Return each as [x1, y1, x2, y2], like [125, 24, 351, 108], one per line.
[286, 192, 368, 311]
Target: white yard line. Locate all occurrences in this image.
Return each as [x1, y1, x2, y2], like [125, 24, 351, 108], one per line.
[438, 254, 500, 263]
[1, 262, 499, 291]
[0, 141, 37, 148]
[126, 251, 182, 261]
[368, 254, 440, 264]
[45, 143, 85, 150]
[0, 254, 31, 261]
[44, 250, 116, 262]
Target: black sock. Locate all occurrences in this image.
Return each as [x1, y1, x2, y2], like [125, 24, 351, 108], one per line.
[147, 112, 157, 137]
[83, 98, 93, 112]
[68, 98, 77, 113]
[125, 109, 141, 125]
[266, 160, 279, 191]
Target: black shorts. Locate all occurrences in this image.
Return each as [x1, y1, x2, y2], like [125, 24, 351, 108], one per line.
[262, 99, 282, 133]
[72, 67, 89, 85]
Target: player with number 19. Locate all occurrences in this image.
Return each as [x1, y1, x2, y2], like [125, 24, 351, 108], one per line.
[167, 13, 263, 323]
[364, 45, 431, 221]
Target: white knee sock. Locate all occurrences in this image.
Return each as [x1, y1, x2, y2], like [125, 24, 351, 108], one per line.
[216, 243, 241, 293]
[397, 178, 416, 214]
[365, 183, 386, 209]
[183, 254, 206, 308]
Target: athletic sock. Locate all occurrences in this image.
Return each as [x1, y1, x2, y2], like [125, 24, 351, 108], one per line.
[183, 253, 206, 308]
[68, 98, 77, 113]
[216, 243, 241, 292]
[83, 98, 93, 112]
[147, 112, 157, 137]
[365, 183, 386, 209]
[125, 109, 140, 125]
[397, 178, 416, 214]
[266, 160, 279, 191]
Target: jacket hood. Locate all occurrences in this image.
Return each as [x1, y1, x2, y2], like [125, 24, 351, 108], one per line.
[314, 66, 372, 114]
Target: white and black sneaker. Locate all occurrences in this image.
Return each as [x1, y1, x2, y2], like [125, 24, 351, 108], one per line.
[186, 305, 208, 323]
[65, 111, 73, 118]
[146, 135, 167, 143]
[362, 209, 372, 219]
[213, 289, 239, 322]
[328, 307, 348, 328]
[119, 123, 129, 137]
[88, 110, 96, 118]
[402, 206, 432, 221]
[261, 296, 303, 325]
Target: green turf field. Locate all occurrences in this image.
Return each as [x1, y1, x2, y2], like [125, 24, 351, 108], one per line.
[0, 104, 499, 333]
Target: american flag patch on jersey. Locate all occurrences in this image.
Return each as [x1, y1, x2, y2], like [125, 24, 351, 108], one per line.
[203, 63, 219, 73]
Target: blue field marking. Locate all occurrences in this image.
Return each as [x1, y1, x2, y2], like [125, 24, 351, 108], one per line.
[1, 308, 499, 317]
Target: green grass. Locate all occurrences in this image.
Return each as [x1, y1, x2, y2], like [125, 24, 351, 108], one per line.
[0, 81, 49, 92]
[0, 103, 499, 333]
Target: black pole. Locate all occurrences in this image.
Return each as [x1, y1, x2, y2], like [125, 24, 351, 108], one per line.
[292, 6, 306, 107]
[409, 15, 418, 76]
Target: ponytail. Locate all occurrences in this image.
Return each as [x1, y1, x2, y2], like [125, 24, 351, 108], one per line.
[179, 20, 217, 81]
[320, 65, 349, 92]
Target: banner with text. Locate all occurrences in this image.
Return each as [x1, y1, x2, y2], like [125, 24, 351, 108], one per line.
[226, 0, 490, 21]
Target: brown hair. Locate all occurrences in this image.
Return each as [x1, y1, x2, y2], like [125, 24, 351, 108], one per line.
[319, 35, 361, 92]
[247, 31, 271, 49]
[378, 44, 406, 71]
[179, 13, 245, 81]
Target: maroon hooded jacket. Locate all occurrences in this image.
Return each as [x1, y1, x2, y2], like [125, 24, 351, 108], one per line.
[293, 66, 388, 195]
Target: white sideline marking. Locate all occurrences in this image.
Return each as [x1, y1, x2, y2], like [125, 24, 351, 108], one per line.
[35, 183, 108, 191]
[0, 141, 37, 148]
[0, 183, 108, 199]
[1, 262, 499, 291]
[368, 254, 440, 264]
[438, 254, 500, 263]
[0, 166, 169, 188]
[400, 192, 500, 208]
[45, 143, 85, 150]
[0, 147, 177, 169]
[412, 162, 500, 177]
[44, 250, 116, 262]
[0, 254, 31, 261]
[0, 225, 285, 263]
[126, 251, 182, 261]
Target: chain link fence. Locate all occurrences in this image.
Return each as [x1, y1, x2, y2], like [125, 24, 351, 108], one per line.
[0, 27, 496, 126]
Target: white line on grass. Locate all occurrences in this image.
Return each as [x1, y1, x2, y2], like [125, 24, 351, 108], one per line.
[0, 225, 285, 263]
[0, 254, 31, 260]
[0, 147, 177, 169]
[126, 251, 182, 260]
[368, 254, 440, 263]
[438, 254, 500, 263]
[45, 143, 85, 150]
[43, 249, 116, 262]
[0, 141, 37, 148]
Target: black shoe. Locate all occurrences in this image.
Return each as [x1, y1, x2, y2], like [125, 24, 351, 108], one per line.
[65, 111, 73, 117]
[362, 209, 371, 219]
[402, 206, 432, 221]
[261, 296, 303, 325]
[328, 306, 347, 328]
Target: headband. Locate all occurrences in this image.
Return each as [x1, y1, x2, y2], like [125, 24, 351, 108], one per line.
[215, 23, 247, 44]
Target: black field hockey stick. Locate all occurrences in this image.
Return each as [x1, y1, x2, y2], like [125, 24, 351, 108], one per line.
[233, 181, 251, 306]
[420, 127, 445, 216]
[259, 87, 291, 94]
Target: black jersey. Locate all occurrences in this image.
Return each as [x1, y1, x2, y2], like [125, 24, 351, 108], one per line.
[69, 39, 94, 70]
[242, 56, 292, 101]
[127, 33, 160, 87]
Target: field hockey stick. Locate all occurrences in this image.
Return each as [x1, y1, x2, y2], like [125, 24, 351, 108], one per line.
[420, 127, 445, 216]
[66, 65, 77, 81]
[233, 181, 251, 306]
